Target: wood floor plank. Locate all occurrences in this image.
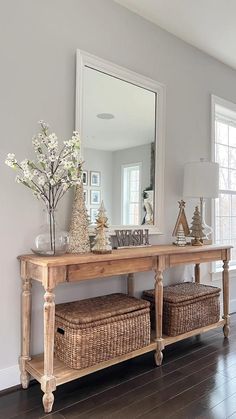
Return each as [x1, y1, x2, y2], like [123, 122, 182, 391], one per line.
[168, 377, 236, 419]
[139, 374, 229, 419]
[57, 339, 236, 418]
[207, 392, 236, 419]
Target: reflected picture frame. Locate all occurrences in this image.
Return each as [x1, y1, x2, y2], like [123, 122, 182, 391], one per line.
[83, 170, 88, 186]
[91, 190, 101, 205]
[90, 171, 101, 187]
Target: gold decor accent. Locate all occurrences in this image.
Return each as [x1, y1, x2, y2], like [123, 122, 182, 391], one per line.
[68, 182, 90, 253]
[172, 200, 190, 237]
[92, 201, 112, 254]
[190, 206, 205, 246]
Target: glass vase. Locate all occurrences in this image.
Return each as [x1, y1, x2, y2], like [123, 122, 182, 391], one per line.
[32, 209, 69, 256]
[200, 198, 213, 240]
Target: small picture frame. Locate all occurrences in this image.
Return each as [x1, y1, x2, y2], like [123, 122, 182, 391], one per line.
[91, 190, 101, 205]
[90, 171, 101, 187]
[83, 189, 88, 205]
[82, 171, 88, 186]
[90, 208, 98, 224]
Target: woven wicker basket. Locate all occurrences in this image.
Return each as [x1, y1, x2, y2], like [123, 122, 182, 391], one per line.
[55, 293, 150, 370]
[142, 282, 221, 337]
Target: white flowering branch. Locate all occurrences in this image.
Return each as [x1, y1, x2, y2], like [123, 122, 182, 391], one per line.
[5, 121, 83, 254]
[5, 120, 82, 213]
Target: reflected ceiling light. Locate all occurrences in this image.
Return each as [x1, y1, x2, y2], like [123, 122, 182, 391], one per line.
[96, 113, 115, 120]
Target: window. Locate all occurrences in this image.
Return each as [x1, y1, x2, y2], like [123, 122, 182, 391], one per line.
[212, 96, 236, 269]
[122, 163, 141, 225]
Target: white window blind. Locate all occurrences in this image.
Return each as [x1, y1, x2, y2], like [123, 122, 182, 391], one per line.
[122, 163, 141, 225]
[213, 98, 236, 269]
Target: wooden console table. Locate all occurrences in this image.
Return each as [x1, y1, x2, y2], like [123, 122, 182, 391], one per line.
[18, 244, 231, 413]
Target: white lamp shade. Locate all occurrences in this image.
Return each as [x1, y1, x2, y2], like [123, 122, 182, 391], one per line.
[183, 161, 219, 198]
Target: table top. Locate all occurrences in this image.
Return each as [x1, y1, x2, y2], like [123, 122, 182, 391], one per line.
[18, 244, 232, 268]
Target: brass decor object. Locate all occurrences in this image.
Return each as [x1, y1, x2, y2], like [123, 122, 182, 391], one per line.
[172, 200, 190, 247]
[54, 293, 150, 370]
[190, 206, 205, 246]
[115, 229, 150, 248]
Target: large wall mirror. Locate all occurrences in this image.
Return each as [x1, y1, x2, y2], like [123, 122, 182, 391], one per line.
[76, 50, 165, 234]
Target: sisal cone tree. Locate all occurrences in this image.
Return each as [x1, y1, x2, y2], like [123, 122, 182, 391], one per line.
[68, 181, 90, 253]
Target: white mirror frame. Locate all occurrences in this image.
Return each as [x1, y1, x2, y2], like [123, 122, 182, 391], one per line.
[76, 49, 166, 235]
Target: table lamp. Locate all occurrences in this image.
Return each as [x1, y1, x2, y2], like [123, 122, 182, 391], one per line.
[183, 159, 219, 239]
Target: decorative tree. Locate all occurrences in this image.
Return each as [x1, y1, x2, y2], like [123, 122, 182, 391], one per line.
[92, 201, 112, 254]
[174, 224, 187, 247]
[68, 181, 90, 253]
[172, 200, 190, 238]
[190, 206, 205, 246]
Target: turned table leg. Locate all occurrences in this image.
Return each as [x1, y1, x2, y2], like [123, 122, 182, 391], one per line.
[222, 259, 230, 338]
[19, 265, 32, 389]
[195, 263, 200, 283]
[154, 256, 165, 366]
[41, 286, 56, 413]
[127, 273, 134, 296]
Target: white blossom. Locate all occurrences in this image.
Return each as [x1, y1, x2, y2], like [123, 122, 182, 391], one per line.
[48, 134, 58, 150]
[23, 170, 33, 180]
[32, 136, 40, 148]
[20, 159, 29, 171]
[38, 120, 49, 131]
[48, 154, 56, 162]
[49, 178, 56, 186]
[33, 191, 41, 199]
[5, 153, 17, 167]
[7, 153, 16, 160]
[38, 155, 47, 165]
[63, 160, 74, 169]
[38, 175, 45, 186]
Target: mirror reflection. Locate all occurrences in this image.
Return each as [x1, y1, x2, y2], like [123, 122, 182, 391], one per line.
[82, 66, 156, 226]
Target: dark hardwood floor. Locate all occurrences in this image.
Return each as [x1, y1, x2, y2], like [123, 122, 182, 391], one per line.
[1, 315, 236, 419]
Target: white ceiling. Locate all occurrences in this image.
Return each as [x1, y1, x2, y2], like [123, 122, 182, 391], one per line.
[83, 66, 155, 151]
[114, 0, 236, 70]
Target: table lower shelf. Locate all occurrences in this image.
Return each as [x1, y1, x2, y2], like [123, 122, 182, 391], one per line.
[25, 319, 225, 386]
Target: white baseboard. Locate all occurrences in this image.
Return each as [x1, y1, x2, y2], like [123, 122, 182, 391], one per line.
[230, 298, 236, 314]
[0, 365, 20, 391]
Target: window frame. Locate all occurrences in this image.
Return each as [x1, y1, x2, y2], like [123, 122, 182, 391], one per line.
[211, 94, 236, 278]
[121, 162, 142, 226]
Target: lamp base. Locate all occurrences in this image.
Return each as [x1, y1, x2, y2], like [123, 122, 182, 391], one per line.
[200, 198, 213, 241]
[191, 238, 203, 246]
[201, 238, 213, 245]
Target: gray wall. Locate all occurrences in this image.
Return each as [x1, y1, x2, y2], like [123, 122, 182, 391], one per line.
[1, 0, 236, 388]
